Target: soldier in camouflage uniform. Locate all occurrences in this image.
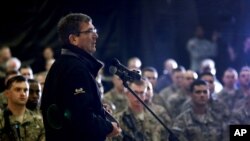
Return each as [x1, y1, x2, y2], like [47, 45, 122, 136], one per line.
[0, 70, 20, 110]
[227, 92, 250, 141]
[144, 79, 172, 126]
[103, 75, 128, 114]
[217, 68, 239, 112]
[26, 79, 43, 116]
[230, 94, 250, 124]
[159, 67, 186, 110]
[231, 66, 250, 111]
[181, 72, 230, 121]
[166, 70, 197, 119]
[141, 66, 167, 109]
[0, 75, 45, 141]
[172, 79, 226, 141]
[110, 79, 168, 141]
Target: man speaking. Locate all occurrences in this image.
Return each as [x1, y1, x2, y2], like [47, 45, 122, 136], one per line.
[40, 13, 121, 141]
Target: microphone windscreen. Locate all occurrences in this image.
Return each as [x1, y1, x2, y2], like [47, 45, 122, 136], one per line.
[109, 66, 117, 75]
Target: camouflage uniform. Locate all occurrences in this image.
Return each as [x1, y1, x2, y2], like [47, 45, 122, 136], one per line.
[230, 99, 250, 124]
[180, 98, 230, 122]
[30, 107, 42, 116]
[0, 92, 7, 110]
[152, 94, 165, 107]
[111, 107, 168, 141]
[104, 88, 128, 114]
[180, 98, 230, 141]
[179, 98, 192, 115]
[146, 102, 172, 127]
[0, 108, 45, 141]
[217, 89, 244, 113]
[231, 89, 250, 113]
[159, 85, 181, 111]
[166, 89, 189, 119]
[172, 108, 225, 141]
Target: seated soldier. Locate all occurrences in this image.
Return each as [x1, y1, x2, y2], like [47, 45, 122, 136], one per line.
[110, 79, 168, 141]
[0, 75, 45, 140]
[172, 79, 226, 141]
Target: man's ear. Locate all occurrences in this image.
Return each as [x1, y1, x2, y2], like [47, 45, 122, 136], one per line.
[69, 34, 79, 46]
[4, 90, 9, 97]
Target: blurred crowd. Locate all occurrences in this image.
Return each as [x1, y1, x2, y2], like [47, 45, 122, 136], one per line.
[0, 24, 250, 141]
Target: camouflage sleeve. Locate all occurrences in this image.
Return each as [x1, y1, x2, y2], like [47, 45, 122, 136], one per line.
[107, 109, 130, 141]
[153, 104, 172, 127]
[153, 128, 166, 141]
[32, 113, 46, 141]
[229, 109, 243, 125]
[172, 116, 188, 141]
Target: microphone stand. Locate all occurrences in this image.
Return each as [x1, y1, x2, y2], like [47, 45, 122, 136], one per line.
[122, 80, 180, 141]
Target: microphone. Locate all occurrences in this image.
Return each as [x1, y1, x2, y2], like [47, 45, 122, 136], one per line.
[109, 58, 141, 82]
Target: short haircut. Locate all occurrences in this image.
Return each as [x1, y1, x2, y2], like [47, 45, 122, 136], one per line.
[224, 67, 238, 77]
[5, 75, 27, 90]
[142, 66, 158, 74]
[28, 78, 39, 84]
[57, 13, 92, 45]
[5, 70, 20, 78]
[19, 64, 32, 70]
[240, 65, 250, 72]
[198, 72, 214, 79]
[190, 79, 207, 92]
[0, 45, 10, 52]
[172, 66, 186, 74]
[128, 78, 147, 88]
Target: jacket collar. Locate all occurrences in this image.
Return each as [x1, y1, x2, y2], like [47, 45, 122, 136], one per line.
[61, 44, 103, 77]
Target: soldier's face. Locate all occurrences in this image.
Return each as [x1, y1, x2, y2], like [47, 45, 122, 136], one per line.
[191, 85, 209, 106]
[5, 81, 29, 106]
[143, 71, 158, 87]
[201, 75, 215, 94]
[239, 70, 250, 87]
[183, 72, 196, 89]
[127, 84, 146, 108]
[112, 75, 124, 91]
[145, 82, 153, 103]
[20, 68, 33, 79]
[172, 72, 184, 87]
[223, 71, 237, 87]
[28, 82, 41, 105]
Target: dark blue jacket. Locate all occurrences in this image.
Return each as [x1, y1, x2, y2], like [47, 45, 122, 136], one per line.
[40, 45, 113, 141]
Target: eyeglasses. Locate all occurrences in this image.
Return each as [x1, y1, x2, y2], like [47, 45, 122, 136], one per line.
[77, 28, 97, 35]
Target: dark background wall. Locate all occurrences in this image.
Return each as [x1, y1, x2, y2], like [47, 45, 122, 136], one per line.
[1, 0, 250, 77]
